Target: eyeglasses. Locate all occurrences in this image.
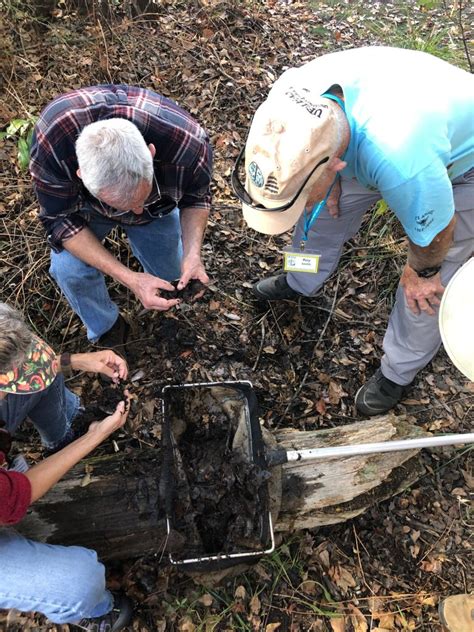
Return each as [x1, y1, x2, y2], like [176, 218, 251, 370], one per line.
[97, 172, 161, 217]
[231, 143, 330, 213]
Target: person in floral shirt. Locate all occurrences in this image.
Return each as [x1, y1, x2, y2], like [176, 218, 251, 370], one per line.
[0, 302, 133, 629]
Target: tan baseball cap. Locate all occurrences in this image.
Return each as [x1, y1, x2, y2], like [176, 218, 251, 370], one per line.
[238, 84, 343, 235]
[439, 257, 474, 381]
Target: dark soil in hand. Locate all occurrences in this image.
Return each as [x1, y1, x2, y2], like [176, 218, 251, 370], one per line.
[160, 279, 207, 302]
[99, 384, 130, 415]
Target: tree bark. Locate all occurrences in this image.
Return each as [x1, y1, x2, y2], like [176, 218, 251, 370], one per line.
[17, 414, 427, 560]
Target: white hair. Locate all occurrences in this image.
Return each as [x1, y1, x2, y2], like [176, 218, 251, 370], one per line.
[75, 118, 154, 203]
[0, 303, 33, 373]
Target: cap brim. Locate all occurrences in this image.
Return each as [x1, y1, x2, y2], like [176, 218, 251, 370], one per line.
[439, 257, 474, 381]
[242, 195, 307, 236]
[0, 336, 59, 395]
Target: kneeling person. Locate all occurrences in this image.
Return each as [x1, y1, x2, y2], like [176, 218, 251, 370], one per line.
[0, 304, 133, 629]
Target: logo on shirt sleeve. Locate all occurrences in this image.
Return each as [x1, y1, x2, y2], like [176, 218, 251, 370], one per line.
[414, 210, 434, 232]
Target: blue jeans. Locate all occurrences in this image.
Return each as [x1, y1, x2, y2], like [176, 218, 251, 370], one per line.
[49, 209, 183, 341]
[0, 374, 81, 450]
[0, 529, 113, 623]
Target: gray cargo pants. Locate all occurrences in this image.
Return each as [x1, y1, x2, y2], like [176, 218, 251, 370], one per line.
[288, 169, 474, 385]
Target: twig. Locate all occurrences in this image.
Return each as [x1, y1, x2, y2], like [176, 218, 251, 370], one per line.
[352, 524, 374, 595]
[97, 19, 113, 83]
[252, 317, 266, 372]
[417, 518, 456, 566]
[457, 0, 473, 72]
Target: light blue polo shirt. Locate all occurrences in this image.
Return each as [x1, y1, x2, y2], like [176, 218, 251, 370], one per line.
[276, 47, 474, 246]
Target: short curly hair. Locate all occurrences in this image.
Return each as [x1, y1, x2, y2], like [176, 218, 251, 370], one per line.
[0, 303, 33, 373]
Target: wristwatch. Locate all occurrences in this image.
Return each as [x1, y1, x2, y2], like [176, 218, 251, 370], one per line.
[415, 265, 442, 279]
[60, 352, 73, 375]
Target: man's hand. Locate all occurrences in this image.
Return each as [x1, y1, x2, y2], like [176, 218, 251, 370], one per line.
[400, 264, 445, 316]
[177, 253, 209, 298]
[128, 271, 180, 311]
[87, 394, 130, 440]
[71, 350, 128, 383]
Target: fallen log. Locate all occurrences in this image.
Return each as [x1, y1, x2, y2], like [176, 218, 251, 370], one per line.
[17, 414, 427, 560]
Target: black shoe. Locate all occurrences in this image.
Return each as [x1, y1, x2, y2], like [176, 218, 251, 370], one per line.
[253, 274, 302, 300]
[96, 315, 130, 351]
[73, 592, 133, 631]
[355, 369, 408, 416]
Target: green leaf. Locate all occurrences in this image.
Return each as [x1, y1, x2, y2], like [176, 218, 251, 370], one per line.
[418, 0, 439, 8]
[374, 199, 389, 217]
[17, 137, 30, 170]
[7, 118, 29, 136]
[26, 126, 35, 147]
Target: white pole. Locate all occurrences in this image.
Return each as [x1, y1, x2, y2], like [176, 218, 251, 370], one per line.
[285, 433, 474, 462]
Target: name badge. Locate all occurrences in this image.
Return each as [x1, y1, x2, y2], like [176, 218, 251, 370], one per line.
[283, 247, 321, 274]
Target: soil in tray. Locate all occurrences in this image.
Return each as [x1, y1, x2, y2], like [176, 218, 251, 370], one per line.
[164, 386, 269, 560]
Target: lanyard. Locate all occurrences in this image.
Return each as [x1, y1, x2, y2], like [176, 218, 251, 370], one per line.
[301, 176, 338, 248]
[321, 92, 346, 112]
[300, 92, 346, 249]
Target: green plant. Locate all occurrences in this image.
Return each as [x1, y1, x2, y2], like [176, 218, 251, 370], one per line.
[0, 115, 38, 170]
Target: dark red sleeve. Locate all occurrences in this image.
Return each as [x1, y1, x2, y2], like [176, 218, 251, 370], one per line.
[0, 452, 32, 525]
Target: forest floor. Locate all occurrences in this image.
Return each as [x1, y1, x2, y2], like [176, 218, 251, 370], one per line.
[0, 1, 472, 630]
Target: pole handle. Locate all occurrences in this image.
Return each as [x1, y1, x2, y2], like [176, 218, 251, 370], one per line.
[283, 433, 474, 463]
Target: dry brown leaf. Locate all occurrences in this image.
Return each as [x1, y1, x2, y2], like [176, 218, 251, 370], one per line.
[263, 346, 277, 354]
[315, 398, 326, 414]
[451, 487, 467, 496]
[420, 558, 443, 573]
[199, 593, 213, 607]
[250, 594, 261, 615]
[378, 612, 396, 629]
[234, 585, 246, 600]
[329, 617, 346, 632]
[265, 624, 281, 632]
[328, 380, 348, 405]
[300, 580, 318, 595]
[347, 604, 368, 632]
[178, 616, 195, 632]
[329, 565, 357, 592]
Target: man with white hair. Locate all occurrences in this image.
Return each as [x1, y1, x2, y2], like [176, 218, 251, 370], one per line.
[30, 85, 213, 347]
[233, 47, 474, 416]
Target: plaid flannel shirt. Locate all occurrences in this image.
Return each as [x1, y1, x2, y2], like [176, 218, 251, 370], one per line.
[30, 85, 213, 252]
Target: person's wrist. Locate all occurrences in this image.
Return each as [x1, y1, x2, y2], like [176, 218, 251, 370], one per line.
[60, 352, 73, 375]
[413, 265, 442, 279]
[182, 249, 202, 264]
[70, 353, 92, 372]
[120, 268, 139, 291]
